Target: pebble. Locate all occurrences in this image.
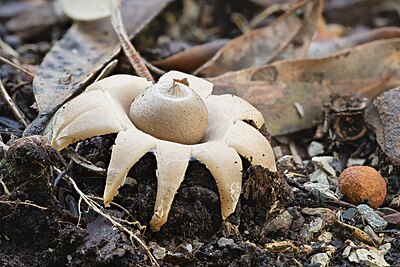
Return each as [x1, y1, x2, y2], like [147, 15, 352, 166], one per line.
[217, 237, 234, 248]
[308, 141, 324, 157]
[262, 210, 293, 234]
[342, 208, 357, 221]
[311, 253, 330, 267]
[382, 212, 400, 229]
[357, 204, 388, 231]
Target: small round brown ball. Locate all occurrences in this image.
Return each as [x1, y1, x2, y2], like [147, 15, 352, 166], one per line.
[130, 81, 208, 145]
[338, 166, 387, 208]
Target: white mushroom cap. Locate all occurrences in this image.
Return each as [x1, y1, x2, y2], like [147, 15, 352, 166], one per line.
[59, 0, 118, 21]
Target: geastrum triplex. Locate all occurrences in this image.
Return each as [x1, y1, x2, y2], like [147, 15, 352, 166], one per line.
[44, 71, 276, 231]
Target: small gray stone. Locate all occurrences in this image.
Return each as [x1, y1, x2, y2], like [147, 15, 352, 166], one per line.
[262, 210, 293, 234]
[311, 253, 330, 267]
[311, 156, 336, 177]
[383, 212, 400, 229]
[357, 204, 388, 231]
[217, 237, 234, 248]
[308, 141, 324, 157]
[342, 208, 357, 221]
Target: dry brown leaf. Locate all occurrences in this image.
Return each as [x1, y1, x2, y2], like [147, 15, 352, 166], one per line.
[210, 38, 400, 136]
[274, 0, 322, 61]
[152, 39, 229, 73]
[25, 0, 172, 135]
[194, 0, 321, 77]
[308, 27, 400, 58]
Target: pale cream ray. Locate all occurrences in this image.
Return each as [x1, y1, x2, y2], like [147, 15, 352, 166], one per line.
[86, 74, 152, 112]
[201, 104, 232, 142]
[191, 141, 242, 219]
[104, 128, 156, 206]
[45, 90, 110, 144]
[226, 121, 277, 171]
[150, 141, 191, 231]
[206, 95, 265, 127]
[54, 104, 132, 150]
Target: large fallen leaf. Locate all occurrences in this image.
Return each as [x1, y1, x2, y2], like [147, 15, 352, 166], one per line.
[25, 0, 172, 135]
[308, 27, 400, 58]
[152, 39, 229, 73]
[210, 38, 400, 136]
[194, 0, 321, 77]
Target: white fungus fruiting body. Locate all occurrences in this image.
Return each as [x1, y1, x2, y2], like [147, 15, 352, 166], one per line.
[44, 71, 277, 232]
[129, 80, 208, 145]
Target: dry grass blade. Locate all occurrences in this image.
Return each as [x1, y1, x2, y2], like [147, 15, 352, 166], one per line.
[0, 55, 34, 78]
[67, 177, 159, 267]
[0, 78, 28, 127]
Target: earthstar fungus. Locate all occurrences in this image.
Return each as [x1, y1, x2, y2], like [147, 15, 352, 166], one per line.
[44, 71, 277, 231]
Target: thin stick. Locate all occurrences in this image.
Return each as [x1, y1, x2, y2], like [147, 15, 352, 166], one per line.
[0, 200, 48, 210]
[67, 176, 159, 266]
[0, 78, 29, 127]
[110, 1, 154, 83]
[88, 195, 146, 231]
[0, 179, 10, 195]
[142, 57, 166, 76]
[0, 55, 35, 78]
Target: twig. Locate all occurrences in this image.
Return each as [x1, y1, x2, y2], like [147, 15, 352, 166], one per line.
[0, 78, 29, 127]
[249, 3, 291, 29]
[77, 196, 83, 227]
[0, 179, 10, 195]
[142, 57, 166, 76]
[88, 195, 146, 231]
[0, 200, 48, 210]
[288, 140, 303, 166]
[0, 55, 35, 78]
[67, 176, 159, 266]
[109, 1, 154, 83]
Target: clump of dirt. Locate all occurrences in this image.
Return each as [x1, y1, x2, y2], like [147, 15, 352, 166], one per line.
[238, 166, 294, 242]
[0, 136, 85, 267]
